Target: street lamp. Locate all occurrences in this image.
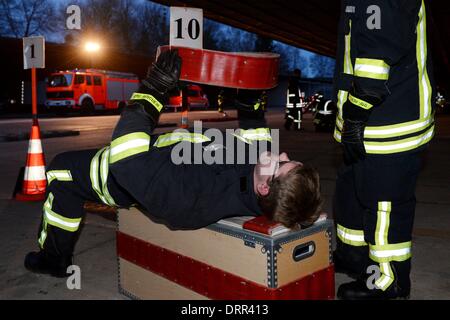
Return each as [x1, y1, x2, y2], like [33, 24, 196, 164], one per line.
[84, 41, 101, 68]
[84, 41, 100, 52]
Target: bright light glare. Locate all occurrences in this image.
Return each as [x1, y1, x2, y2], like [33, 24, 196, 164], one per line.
[84, 42, 100, 52]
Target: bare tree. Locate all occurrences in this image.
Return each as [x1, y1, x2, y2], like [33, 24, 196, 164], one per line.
[76, 0, 168, 56]
[80, 0, 119, 46]
[308, 54, 335, 78]
[0, 0, 59, 38]
[203, 19, 219, 50]
[115, 0, 138, 50]
[133, 1, 168, 56]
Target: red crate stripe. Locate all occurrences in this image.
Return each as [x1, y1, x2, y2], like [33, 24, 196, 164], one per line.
[117, 231, 335, 300]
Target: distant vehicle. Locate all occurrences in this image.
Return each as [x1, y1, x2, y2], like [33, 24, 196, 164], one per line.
[308, 92, 337, 132]
[167, 84, 209, 111]
[45, 69, 139, 113]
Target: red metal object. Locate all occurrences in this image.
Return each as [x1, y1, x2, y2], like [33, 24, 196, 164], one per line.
[32, 68, 37, 116]
[117, 231, 335, 300]
[158, 45, 280, 90]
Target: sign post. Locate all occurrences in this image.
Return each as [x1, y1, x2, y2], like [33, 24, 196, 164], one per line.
[16, 36, 47, 201]
[23, 36, 45, 118]
[170, 7, 203, 128]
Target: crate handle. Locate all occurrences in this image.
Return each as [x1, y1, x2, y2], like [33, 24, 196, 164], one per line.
[292, 241, 315, 262]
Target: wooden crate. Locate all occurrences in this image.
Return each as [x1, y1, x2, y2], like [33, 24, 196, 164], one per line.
[117, 207, 335, 300]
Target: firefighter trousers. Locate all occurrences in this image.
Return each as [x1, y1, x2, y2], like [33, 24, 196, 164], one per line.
[284, 106, 302, 130]
[37, 148, 135, 258]
[334, 152, 422, 291]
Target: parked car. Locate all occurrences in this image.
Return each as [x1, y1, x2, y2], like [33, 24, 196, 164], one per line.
[166, 84, 209, 111]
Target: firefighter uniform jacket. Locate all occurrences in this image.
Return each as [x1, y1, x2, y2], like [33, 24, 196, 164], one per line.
[286, 77, 303, 111]
[108, 104, 272, 230]
[333, 0, 435, 155]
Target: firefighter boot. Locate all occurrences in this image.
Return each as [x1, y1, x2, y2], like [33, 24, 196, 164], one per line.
[337, 262, 411, 300]
[24, 250, 73, 278]
[333, 241, 368, 279]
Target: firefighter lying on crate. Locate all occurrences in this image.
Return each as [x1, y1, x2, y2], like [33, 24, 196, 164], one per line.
[24, 50, 322, 278]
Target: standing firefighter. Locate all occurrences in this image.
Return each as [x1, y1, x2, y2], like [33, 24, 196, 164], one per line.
[260, 90, 268, 112]
[333, 0, 435, 299]
[284, 69, 303, 131]
[217, 89, 226, 116]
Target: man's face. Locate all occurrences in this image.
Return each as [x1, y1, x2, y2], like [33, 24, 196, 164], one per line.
[257, 151, 303, 179]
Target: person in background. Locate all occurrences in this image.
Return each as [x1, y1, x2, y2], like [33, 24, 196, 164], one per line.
[217, 89, 227, 116]
[284, 69, 304, 131]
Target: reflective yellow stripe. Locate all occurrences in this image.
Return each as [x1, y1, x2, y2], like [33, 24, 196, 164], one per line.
[334, 118, 434, 154]
[38, 215, 48, 249]
[375, 201, 391, 246]
[336, 90, 348, 120]
[354, 58, 390, 80]
[109, 132, 150, 164]
[154, 132, 211, 148]
[42, 193, 82, 232]
[46, 170, 73, 185]
[369, 242, 412, 263]
[337, 224, 367, 246]
[343, 20, 353, 75]
[130, 93, 163, 112]
[375, 262, 394, 291]
[38, 193, 52, 248]
[90, 147, 109, 204]
[348, 94, 374, 110]
[364, 115, 434, 138]
[286, 89, 301, 106]
[364, 125, 434, 154]
[100, 147, 116, 206]
[232, 128, 272, 145]
[336, 111, 434, 142]
[371, 202, 408, 289]
[333, 126, 342, 143]
[254, 102, 261, 110]
[241, 128, 272, 142]
[416, 0, 432, 119]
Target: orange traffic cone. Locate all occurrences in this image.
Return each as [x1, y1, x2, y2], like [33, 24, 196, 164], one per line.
[179, 109, 189, 129]
[15, 119, 46, 201]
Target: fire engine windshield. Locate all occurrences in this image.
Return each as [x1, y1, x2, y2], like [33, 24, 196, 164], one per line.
[48, 74, 73, 87]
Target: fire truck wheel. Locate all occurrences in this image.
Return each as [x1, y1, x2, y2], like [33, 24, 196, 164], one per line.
[81, 99, 94, 114]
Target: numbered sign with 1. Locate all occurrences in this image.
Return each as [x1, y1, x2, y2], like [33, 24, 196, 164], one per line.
[23, 36, 45, 69]
[169, 7, 203, 49]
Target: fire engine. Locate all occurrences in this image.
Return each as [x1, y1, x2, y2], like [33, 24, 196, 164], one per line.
[46, 69, 139, 112]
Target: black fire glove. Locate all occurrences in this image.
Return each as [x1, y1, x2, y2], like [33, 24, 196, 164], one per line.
[129, 49, 182, 123]
[342, 117, 367, 164]
[141, 49, 182, 99]
[341, 86, 382, 164]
